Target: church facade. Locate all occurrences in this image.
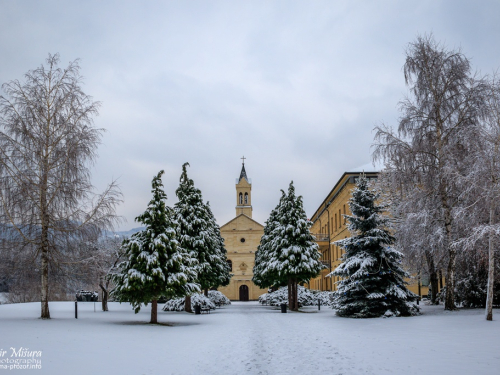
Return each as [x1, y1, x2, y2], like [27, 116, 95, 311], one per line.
[217, 163, 267, 301]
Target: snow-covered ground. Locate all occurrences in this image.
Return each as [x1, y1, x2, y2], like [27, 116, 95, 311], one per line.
[0, 301, 499, 375]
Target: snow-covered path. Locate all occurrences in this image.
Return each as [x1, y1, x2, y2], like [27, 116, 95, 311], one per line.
[0, 301, 499, 374]
[200, 302, 355, 374]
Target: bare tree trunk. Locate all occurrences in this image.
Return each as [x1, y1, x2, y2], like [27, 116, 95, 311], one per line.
[429, 271, 439, 305]
[293, 279, 299, 311]
[185, 295, 192, 313]
[287, 279, 298, 311]
[486, 204, 495, 321]
[150, 299, 157, 324]
[99, 278, 108, 312]
[441, 196, 456, 310]
[204, 288, 208, 297]
[418, 273, 421, 297]
[425, 250, 439, 304]
[40, 246, 50, 319]
[40, 193, 50, 319]
[40, 79, 51, 320]
[445, 248, 456, 310]
[287, 278, 292, 308]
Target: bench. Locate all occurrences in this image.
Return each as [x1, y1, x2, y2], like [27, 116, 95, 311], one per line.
[200, 307, 211, 314]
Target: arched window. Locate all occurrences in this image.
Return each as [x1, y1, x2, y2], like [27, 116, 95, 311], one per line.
[227, 259, 233, 271]
[239, 193, 243, 205]
[244, 192, 248, 204]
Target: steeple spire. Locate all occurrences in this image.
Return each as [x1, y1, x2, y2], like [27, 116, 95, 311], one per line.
[239, 156, 248, 182]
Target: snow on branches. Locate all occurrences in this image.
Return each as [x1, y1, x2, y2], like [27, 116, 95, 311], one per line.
[111, 171, 199, 323]
[253, 182, 323, 311]
[330, 175, 419, 318]
[258, 286, 333, 308]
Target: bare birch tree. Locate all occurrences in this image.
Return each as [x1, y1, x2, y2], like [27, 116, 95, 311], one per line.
[377, 173, 445, 304]
[373, 34, 489, 310]
[453, 75, 500, 320]
[481, 77, 500, 321]
[0, 54, 121, 319]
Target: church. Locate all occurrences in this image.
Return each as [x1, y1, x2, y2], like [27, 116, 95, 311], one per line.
[217, 161, 267, 301]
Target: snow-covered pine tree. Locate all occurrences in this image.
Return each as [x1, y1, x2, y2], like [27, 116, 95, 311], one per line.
[111, 171, 198, 323]
[174, 163, 230, 310]
[329, 175, 419, 318]
[204, 202, 232, 293]
[264, 182, 324, 311]
[252, 190, 286, 289]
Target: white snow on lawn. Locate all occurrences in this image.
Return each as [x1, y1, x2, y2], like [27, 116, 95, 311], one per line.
[0, 301, 499, 375]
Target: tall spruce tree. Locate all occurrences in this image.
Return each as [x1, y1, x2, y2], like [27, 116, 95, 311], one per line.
[253, 190, 286, 289]
[111, 171, 198, 323]
[174, 163, 231, 310]
[204, 202, 232, 293]
[264, 182, 323, 311]
[330, 175, 419, 318]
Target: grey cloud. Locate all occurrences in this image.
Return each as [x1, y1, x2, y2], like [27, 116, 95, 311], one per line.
[1, 0, 499, 229]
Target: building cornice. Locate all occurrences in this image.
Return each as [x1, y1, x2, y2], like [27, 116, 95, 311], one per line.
[310, 171, 379, 224]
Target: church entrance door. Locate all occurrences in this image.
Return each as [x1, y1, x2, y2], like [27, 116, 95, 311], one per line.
[239, 285, 249, 301]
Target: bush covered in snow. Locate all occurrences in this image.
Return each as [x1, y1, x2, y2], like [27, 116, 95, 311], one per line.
[438, 278, 500, 308]
[258, 286, 333, 307]
[0, 293, 8, 305]
[435, 252, 500, 308]
[208, 291, 231, 307]
[451, 249, 500, 308]
[163, 293, 216, 312]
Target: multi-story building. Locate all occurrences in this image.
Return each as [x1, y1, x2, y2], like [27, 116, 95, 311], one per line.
[308, 171, 432, 297]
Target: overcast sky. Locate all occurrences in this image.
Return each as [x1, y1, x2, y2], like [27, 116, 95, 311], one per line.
[1, 1, 499, 231]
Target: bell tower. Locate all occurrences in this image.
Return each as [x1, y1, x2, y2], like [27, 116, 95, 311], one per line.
[236, 156, 252, 217]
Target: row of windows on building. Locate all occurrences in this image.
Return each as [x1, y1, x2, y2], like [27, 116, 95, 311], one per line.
[312, 275, 343, 291]
[321, 244, 345, 264]
[319, 204, 348, 236]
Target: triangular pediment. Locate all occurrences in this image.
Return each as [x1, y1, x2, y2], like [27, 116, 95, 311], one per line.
[220, 214, 264, 231]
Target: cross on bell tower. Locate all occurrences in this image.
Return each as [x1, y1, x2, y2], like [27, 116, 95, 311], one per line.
[236, 157, 252, 217]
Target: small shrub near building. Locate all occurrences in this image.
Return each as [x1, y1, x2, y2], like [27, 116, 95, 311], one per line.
[259, 286, 333, 307]
[163, 293, 216, 312]
[208, 291, 231, 307]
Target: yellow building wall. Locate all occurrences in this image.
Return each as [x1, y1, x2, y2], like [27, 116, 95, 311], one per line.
[309, 172, 361, 292]
[307, 172, 439, 298]
[218, 214, 267, 300]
